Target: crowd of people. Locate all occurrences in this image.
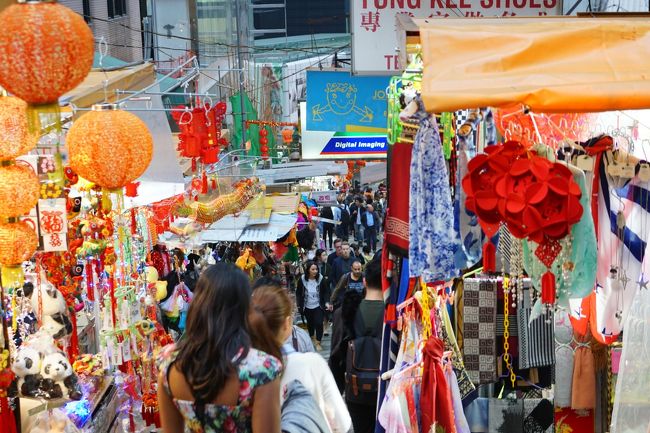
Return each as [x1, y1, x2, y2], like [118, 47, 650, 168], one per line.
[158, 253, 385, 433]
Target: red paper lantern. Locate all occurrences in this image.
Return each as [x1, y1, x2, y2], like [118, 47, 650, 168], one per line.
[282, 128, 293, 144]
[260, 137, 269, 146]
[0, 97, 38, 160]
[259, 129, 268, 137]
[0, 163, 39, 218]
[0, 1, 94, 104]
[67, 104, 153, 190]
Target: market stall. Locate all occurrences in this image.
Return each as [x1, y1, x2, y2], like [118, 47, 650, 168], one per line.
[376, 15, 650, 433]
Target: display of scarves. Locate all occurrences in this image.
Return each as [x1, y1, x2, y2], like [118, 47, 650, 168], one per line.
[420, 336, 456, 433]
[517, 284, 555, 369]
[409, 109, 460, 282]
[462, 278, 497, 385]
[386, 142, 413, 255]
[445, 367, 470, 433]
[611, 269, 650, 433]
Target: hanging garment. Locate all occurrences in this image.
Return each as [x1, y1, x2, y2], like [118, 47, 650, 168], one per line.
[488, 398, 524, 432]
[555, 407, 594, 433]
[462, 278, 497, 385]
[464, 397, 489, 433]
[518, 284, 555, 369]
[610, 263, 650, 433]
[445, 366, 470, 433]
[571, 338, 596, 410]
[409, 111, 460, 282]
[420, 336, 456, 433]
[553, 310, 575, 408]
[523, 399, 554, 433]
[386, 142, 413, 256]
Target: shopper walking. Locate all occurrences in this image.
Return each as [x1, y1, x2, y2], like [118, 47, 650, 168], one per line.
[330, 259, 365, 309]
[350, 197, 366, 246]
[249, 284, 351, 433]
[296, 261, 330, 351]
[158, 263, 282, 433]
[319, 206, 335, 250]
[329, 258, 384, 433]
[330, 242, 356, 297]
[362, 204, 380, 252]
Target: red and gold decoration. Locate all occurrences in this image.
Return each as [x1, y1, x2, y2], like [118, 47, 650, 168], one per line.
[66, 104, 154, 190]
[462, 141, 583, 305]
[0, 162, 39, 218]
[0, 97, 38, 160]
[172, 101, 229, 169]
[0, 220, 39, 266]
[259, 128, 269, 160]
[0, 1, 93, 105]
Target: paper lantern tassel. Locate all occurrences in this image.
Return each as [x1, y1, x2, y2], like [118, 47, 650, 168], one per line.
[482, 240, 496, 273]
[541, 271, 556, 305]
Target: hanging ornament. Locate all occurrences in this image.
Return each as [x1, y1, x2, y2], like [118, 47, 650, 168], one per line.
[0, 162, 39, 218]
[0, 97, 38, 160]
[67, 104, 153, 190]
[282, 128, 294, 144]
[0, 1, 93, 105]
[0, 220, 38, 266]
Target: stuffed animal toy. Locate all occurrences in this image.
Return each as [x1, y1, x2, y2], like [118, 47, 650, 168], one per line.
[40, 352, 82, 400]
[11, 346, 43, 397]
[23, 279, 73, 340]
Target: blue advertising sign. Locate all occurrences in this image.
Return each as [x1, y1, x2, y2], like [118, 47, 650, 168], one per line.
[306, 71, 390, 132]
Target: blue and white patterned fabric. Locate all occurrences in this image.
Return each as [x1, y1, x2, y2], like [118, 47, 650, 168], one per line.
[409, 107, 460, 282]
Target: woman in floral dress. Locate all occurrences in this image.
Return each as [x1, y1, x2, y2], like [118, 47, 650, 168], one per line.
[158, 263, 282, 433]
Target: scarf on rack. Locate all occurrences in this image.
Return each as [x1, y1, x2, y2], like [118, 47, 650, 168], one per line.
[409, 113, 460, 282]
[420, 336, 456, 433]
[386, 142, 412, 255]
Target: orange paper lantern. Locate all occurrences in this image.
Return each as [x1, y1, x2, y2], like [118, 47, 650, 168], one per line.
[67, 104, 154, 190]
[0, 221, 38, 266]
[0, 97, 38, 160]
[0, 1, 94, 104]
[0, 163, 39, 218]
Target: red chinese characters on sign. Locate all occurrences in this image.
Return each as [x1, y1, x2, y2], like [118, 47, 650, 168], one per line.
[360, 10, 381, 32]
[48, 233, 62, 247]
[40, 210, 65, 234]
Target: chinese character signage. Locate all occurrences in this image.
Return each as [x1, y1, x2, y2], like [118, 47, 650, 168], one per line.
[306, 70, 390, 132]
[352, 0, 562, 74]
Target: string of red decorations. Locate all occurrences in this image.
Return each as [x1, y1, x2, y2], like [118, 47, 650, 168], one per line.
[244, 120, 298, 128]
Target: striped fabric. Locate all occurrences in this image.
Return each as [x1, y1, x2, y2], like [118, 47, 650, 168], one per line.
[462, 278, 497, 384]
[518, 282, 555, 369]
[589, 151, 650, 341]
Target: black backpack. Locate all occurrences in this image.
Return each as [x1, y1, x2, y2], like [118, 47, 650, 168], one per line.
[339, 205, 350, 226]
[344, 308, 383, 405]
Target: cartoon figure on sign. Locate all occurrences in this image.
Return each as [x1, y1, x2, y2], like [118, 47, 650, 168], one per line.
[312, 82, 374, 123]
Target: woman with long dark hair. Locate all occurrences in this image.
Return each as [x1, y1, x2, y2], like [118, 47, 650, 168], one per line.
[296, 260, 330, 351]
[158, 263, 282, 433]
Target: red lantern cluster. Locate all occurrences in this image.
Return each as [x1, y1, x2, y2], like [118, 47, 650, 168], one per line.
[259, 128, 269, 160]
[462, 141, 584, 304]
[172, 100, 228, 169]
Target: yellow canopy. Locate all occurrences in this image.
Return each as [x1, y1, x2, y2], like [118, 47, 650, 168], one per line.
[416, 17, 650, 113]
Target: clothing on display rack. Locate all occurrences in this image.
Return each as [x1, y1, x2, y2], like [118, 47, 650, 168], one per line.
[554, 310, 575, 408]
[420, 336, 456, 433]
[462, 278, 497, 385]
[517, 284, 555, 370]
[409, 99, 460, 283]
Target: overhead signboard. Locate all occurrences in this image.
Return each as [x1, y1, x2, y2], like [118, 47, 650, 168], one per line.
[311, 190, 339, 206]
[352, 0, 563, 75]
[302, 71, 390, 160]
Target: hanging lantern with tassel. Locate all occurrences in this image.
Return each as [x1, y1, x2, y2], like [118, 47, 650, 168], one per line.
[259, 128, 269, 160]
[0, 0, 93, 106]
[67, 104, 154, 190]
[0, 220, 38, 267]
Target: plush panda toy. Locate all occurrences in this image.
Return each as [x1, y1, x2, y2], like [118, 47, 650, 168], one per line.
[11, 346, 43, 397]
[23, 279, 73, 340]
[40, 352, 82, 400]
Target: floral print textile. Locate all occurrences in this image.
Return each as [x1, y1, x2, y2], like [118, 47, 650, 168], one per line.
[159, 346, 282, 433]
[409, 110, 460, 282]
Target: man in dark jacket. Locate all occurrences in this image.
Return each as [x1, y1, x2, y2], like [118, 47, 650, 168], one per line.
[361, 204, 380, 252]
[329, 257, 384, 433]
[329, 242, 355, 296]
[349, 197, 366, 245]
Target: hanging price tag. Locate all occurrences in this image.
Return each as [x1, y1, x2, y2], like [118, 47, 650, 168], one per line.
[120, 302, 129, 329]
[116, 342, 124, 365]
[608, 163, 622, 177]
[576, 155, 594, 172]
[639, 163, 650, 182]
[131, 333, 138, 356]
[122, 340, 132, 362]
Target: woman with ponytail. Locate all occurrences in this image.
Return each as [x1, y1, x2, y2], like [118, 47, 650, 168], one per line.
[157, 263, 282, 433]
[250, 285, 351, 433]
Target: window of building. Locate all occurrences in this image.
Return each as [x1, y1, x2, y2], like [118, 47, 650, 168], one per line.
[108, 0, 127, 18]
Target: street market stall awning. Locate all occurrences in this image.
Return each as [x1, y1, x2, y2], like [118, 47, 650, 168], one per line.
[401, 17, 650, 113]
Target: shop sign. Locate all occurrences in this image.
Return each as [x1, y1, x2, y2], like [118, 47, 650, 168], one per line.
[311, 191, 339, 206]
[352, 0, 563, 75]
[300, 102, 388, 160]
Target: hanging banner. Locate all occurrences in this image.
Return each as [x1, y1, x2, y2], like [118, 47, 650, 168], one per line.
[352, 0, 563, 75]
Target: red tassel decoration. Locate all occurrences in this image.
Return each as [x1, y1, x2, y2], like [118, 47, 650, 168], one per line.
[201, 171, 208, 194]
[541, 271, 556, 305]
[211, 178, 216, 190]
[67, 311, 79, 361]
[482, 240, 496, 273]
[191, 158, 197, 173]
[130, 209, 137, 236]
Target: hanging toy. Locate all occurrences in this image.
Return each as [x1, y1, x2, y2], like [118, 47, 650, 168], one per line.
[236, 248, 257, 280]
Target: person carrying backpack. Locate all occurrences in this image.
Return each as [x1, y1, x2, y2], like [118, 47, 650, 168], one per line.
[329, 257, 384, 433]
